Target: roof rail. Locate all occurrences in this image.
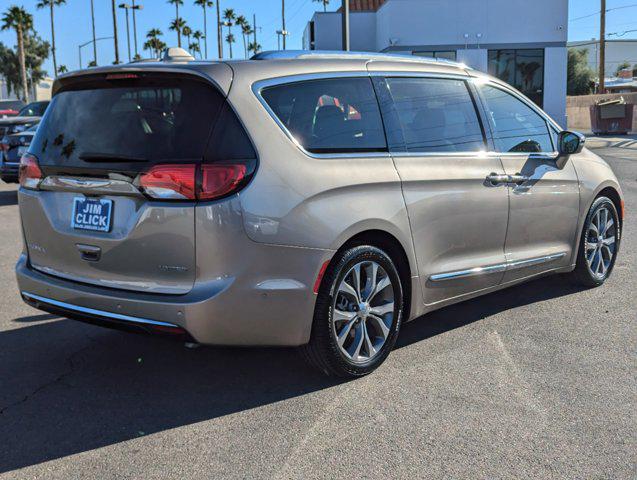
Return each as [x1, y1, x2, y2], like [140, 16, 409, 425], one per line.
[251, 50, 465, 67]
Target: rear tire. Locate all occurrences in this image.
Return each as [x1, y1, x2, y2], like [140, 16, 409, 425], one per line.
[571, 196, 620, 287]
[300, 245, 403, 378]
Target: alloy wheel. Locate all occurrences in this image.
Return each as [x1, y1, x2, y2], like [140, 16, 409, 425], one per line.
[332, 260, 395, 364]
[585, 206, 617, 279]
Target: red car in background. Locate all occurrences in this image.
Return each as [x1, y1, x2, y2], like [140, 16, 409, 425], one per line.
[0, 100, 25, 118]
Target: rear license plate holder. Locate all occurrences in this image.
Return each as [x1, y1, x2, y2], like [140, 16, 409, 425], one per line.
[72, 197, 113, 232]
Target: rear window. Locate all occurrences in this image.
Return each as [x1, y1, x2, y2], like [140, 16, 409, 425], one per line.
[30, 76, 253, 172]
[260, 77, 387, 154]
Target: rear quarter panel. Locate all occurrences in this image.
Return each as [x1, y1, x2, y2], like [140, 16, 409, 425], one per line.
[226, 65, 421, 315]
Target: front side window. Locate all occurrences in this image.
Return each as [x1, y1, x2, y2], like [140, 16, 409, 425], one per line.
[479, 84, 553, 153]
[260, 77, 387, 154]
[385, 77, 485, 153]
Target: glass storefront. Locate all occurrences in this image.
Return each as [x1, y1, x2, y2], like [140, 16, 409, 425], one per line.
[488, 49, 545, 107]
[412, 50, 457, 61]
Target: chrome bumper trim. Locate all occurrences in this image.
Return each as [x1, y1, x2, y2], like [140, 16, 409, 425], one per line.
[21, 291, 179, 328]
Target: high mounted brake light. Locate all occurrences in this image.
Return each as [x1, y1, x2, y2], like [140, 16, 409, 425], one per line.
[106, 73, 139, 80]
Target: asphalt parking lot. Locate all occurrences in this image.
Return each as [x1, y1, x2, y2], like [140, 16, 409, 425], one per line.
[0, 141, 635, 479]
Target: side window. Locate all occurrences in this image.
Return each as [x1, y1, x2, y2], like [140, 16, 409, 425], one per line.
[260, 77, 387, 154]
[385, 77, 485, 153]
[479, 84, 554, 153]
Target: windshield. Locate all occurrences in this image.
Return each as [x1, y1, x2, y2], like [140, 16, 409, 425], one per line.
[31, 76, 225, 171]
[18, 102, 49, 117]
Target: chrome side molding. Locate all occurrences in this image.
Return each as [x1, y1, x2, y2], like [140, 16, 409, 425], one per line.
[21, 292, 179, 328]
[429, 252, 567, 282]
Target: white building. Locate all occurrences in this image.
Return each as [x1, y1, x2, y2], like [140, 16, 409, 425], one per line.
[303, 0, 569, 126]
[568, 39, 637, 77]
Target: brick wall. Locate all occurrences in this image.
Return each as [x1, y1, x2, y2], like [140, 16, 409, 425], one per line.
[567, 93, 637, 133]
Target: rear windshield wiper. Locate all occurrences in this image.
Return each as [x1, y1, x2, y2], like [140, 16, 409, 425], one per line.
[79, 152, 148, 163]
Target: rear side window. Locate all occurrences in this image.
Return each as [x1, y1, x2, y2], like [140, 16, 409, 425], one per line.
[30, 76, 235, 171]
[479, 84, 553, 153]
[260, 77, 387, 154]
[385, 77, 485, 153]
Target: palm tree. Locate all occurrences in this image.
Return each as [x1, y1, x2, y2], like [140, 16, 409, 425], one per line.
[241, 22, 253, 59]
[36, 0, 65, 78]
[247, 41, 261, 57]
[169, 17, 186, 47]
[192, 30, 204, 57]
[222, 8, 235, 58]
[225, 33, 235, 59]
[145, 28, 164, 57]
[189, 42, 201, 58]
[193, 0, 213, 58]
[111, 0, 120, 63]
[1, 6, 32, 102]
[216, 0, 222, 58]
[182, 25, 192, 47]
[58, 64, 68, 74]
[167, 0, 184, 47]
[313, 0, 329, 12]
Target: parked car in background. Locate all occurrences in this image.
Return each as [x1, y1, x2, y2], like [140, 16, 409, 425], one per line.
[15, 51, 624, 378]
[1, 123, 38, 183]
[0, 100, 25, 118]
[0, 101, 49, 139]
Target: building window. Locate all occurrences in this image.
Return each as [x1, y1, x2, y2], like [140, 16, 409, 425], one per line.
[488, 49, 544, 108]
[412, 51, 457, 61]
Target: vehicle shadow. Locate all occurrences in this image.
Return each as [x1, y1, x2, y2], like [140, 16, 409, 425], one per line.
[0, 190, 18, 207]
[0, 274, 583, 473]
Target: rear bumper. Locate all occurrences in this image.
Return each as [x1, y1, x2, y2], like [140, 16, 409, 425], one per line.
[16, 242, 331, 346]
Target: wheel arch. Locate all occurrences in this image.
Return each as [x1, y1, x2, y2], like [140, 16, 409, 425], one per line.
[573, 184, 624, 263]
[335, 229, 417, 322]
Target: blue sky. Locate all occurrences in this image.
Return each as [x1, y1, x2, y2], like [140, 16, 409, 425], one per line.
[0, 0, 635, 75]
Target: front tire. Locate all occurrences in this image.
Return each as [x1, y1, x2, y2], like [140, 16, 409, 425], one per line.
[300, 245, 403, 378]
[571, 196, 620, 287]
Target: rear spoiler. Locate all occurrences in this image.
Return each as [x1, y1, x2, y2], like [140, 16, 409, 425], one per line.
[52, 63, 234, 97]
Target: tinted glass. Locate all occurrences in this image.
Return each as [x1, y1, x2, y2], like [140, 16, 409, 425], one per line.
[386, 77, 484, 153]
[479, 84, 553, 153]
[31, 77, 225, 170]
[488, 49, 544, 107]
[18, 102, 49, 117]
[261, 77, 387, 154]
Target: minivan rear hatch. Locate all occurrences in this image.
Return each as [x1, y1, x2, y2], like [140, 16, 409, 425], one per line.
[19, 67, 237, 294]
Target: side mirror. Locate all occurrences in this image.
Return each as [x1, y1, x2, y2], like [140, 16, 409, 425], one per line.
[556, 131, 585, 168]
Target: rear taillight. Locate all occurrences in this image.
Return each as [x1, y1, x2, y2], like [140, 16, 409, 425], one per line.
[139, 164, 196, 200]
[19, 153, 43, 190]
[200, 164, 247, 200]
[139, 163, 249, 201]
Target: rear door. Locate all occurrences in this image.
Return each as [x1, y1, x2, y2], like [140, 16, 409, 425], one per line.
[373, 75, 509, 306]
[475, 82, 580, 282]
[19, 70, 229, 294]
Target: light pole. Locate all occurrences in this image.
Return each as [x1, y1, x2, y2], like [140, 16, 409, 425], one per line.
[90, 0, 97, 63]
[281, 0, 286, 50]
[341, 0, 349, 51]
[119, 3, 132, 62]
[131, 0, 143, 58]
[79, 36, 114, 69]
[276, 30, 289, 51]
[111, 0, 120, 64]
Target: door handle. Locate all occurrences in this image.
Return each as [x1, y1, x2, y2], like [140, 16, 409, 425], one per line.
[509, 173, 530, 185]
[486, 173, 510, 185]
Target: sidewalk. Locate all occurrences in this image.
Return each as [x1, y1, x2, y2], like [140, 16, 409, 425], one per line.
[584, 133, 637, 150]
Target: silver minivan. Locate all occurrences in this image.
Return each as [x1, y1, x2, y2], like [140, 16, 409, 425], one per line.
[17, 50, 623, 377]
